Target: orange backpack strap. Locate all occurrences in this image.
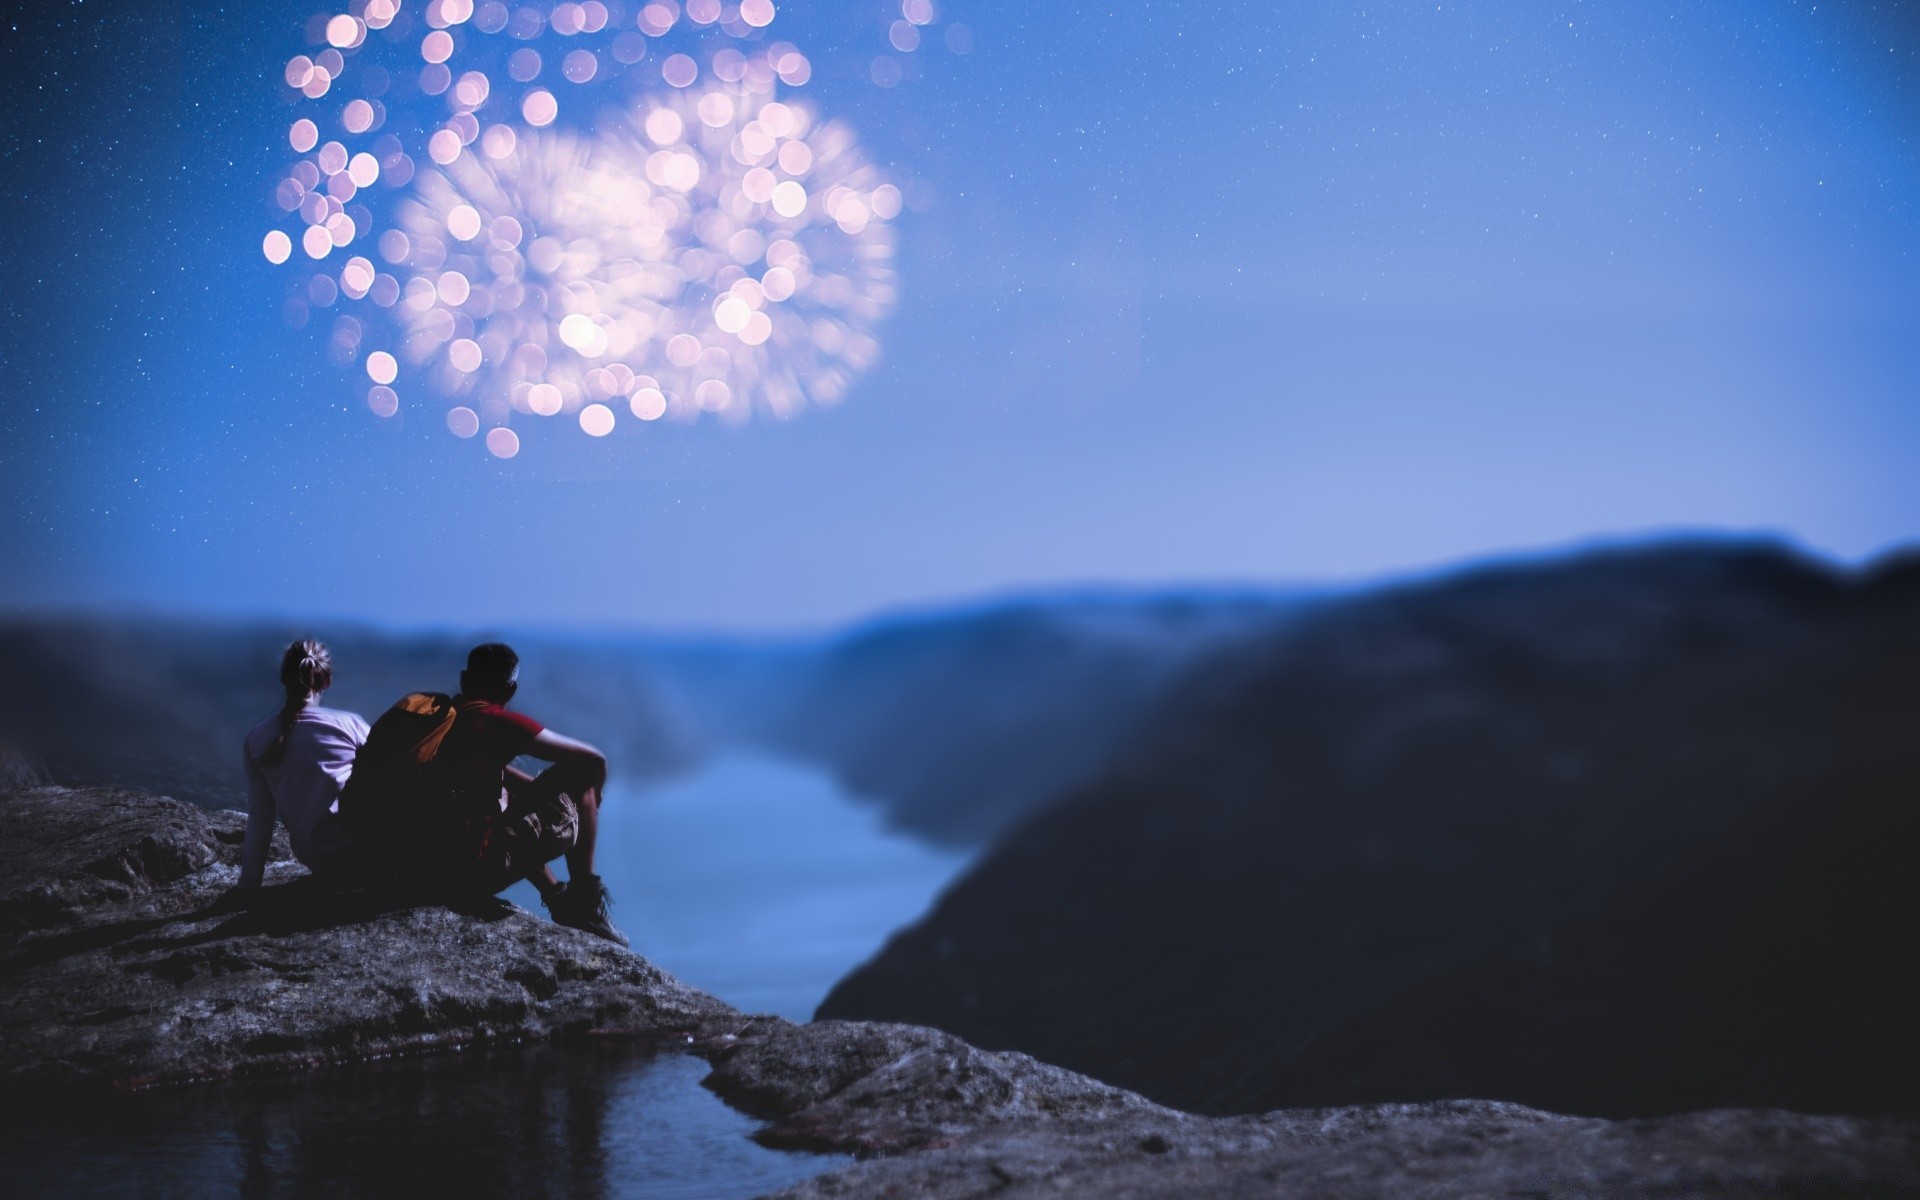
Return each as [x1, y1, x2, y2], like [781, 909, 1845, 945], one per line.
[394, 692, 460, 764]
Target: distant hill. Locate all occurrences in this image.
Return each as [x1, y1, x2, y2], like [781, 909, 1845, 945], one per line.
[0, 619, 699, 810]
[818, 540, 1920, 1118]
[665, 591, 1314, 845]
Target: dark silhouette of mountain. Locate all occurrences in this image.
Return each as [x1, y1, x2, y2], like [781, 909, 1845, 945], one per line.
[818, 539, 1920, 1119]
[0, 619, 697, 810]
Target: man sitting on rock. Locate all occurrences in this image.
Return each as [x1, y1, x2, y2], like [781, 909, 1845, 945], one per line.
[345, 642, 627, 945]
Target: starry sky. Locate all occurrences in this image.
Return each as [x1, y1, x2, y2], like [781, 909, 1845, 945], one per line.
[2, 0, 1916, 630]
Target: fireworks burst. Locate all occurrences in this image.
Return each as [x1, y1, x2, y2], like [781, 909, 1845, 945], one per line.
[267, 0, 900, 455]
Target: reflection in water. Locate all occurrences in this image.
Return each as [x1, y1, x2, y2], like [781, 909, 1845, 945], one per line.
[506, 753, 971, 1020]
[0, 1046, 843, 1200]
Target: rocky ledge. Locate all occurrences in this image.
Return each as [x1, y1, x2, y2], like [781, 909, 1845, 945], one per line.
[3, 785, 1914, 1197]
[0, 784, 744, 1087]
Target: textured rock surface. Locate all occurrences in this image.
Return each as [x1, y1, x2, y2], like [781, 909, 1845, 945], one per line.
[708, 1020, 1920, 1198]
[0, 785, 741, 1088]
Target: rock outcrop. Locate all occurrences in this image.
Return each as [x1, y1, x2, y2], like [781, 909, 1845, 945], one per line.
[0, 785, 740, 1088]
[705, 1020, 1920, 1198]
[3, 782, 1914, 1196]
[820, 541, 1920, 1118]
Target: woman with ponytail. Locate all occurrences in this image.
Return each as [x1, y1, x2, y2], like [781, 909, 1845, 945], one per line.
[234, 639, 372, 897]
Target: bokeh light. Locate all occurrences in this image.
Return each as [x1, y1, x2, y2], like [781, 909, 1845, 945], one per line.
[266, 0, 901, 449]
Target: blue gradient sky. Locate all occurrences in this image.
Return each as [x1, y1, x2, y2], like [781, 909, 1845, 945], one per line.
[2, 1, 1915, 629]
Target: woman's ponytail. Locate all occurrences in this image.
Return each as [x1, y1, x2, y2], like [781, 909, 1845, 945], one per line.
[257, 639, 333, 768]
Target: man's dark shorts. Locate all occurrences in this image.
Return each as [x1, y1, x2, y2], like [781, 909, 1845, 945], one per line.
[473, 766, 582, 894]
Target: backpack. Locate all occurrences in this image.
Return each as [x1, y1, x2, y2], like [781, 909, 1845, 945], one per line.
[337, 692, 462, 863]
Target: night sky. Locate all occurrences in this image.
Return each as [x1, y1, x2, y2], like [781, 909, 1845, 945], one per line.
[2, 0, 1916, 630]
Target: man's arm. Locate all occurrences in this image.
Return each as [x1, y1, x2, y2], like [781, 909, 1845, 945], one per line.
[525, 729, 608, 773]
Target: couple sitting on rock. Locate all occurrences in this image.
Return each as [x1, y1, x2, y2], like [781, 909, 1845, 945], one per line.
[233, 638, 626, 945]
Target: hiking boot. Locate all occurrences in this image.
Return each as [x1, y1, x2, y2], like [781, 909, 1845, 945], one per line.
[544, 875, 628, 947]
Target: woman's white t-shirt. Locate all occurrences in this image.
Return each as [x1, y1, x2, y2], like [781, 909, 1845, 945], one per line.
[240, 704, 370, 887]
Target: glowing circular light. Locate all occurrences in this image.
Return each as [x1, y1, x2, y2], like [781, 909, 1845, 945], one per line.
[454, 70, 492, 108]
[428, 128, 463, 164]
[770, 179, 808, 217]
[630, 387, 667, 420]
[714, 294, 751, 333]
[639, 4, 677, 36]
[775, 50, 811, 85]
[446, 204, 482, 240]
[902, 0, 935, 25]
[645, 107, 684, 144]
[522, 88, 558, 127]
[697, 91, 734, 127]
[347, 152, 380, 187]
[368, 385, 400, 417]
[481, 124, 518, 159]
[508, 47, 542, 82]
[612, 32, 648, 63]
[579, 403, 615, 436]
[662, 54, 698, 87]
[366, 351, 399, 384]
[486, 427, 520, 457]
[327, 15, 363, 49]
[563, 49, 598, 83]
[274, 3, 901, 448]
[448, 338, 483, 372]
[341, 256, 376, 295]
[759, 102, 796, 137]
